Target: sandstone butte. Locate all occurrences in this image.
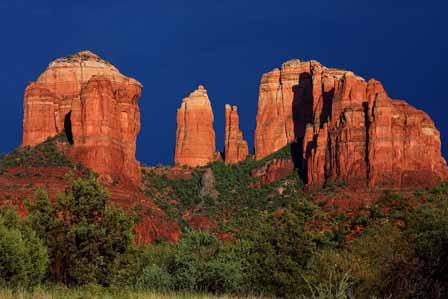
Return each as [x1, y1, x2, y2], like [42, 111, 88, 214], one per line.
[22, 50, 142, 185]
[224, 104, 249, 164]
[254, 59, 448, 189]
[174, 85, 217, 167]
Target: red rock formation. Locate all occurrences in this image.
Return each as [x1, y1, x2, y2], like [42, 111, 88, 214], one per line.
[251, 158, 295, 187]
[22, 51, 142, 185]
[174, 85, 216, 167]
[224, 104, 249, 164]
[255, 59, 448, 189]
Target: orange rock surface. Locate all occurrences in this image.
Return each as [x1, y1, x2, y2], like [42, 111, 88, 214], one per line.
[22, 51, 142, 185]
[174, 85, 216, 167]
[255, 59, 448, 189]
[224, 104, 249, 164]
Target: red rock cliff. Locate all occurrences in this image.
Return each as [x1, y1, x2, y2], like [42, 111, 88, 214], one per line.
[255, 59, 448, 189]
[224, 104, 249, 164]
[174, 85, 216, 167]
[22, 51, 142, 185]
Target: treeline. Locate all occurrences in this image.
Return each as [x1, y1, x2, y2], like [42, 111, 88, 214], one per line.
[0, 176, 448, 298]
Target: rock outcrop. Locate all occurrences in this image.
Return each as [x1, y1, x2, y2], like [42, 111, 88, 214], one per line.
[251, 158, 295, 187]
[174, 85, 216, 167]
[255, 59, 448, 189]
[22, 50, 142, 185]
[199, 168, 219, 199]
[224, 105, 249, 164]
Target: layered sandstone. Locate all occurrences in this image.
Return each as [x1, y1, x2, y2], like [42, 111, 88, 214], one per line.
[174, 85, 216, 167]
[224, 105, 249, 164]
[255, 59, 448, 189]
[22, 50, 142, 185]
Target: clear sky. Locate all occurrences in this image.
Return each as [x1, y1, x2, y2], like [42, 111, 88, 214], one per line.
[0, 0, 446, 165]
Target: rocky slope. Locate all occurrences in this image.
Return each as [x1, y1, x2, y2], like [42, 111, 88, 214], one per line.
[22, 50, 142, 185]
[0, 136, 180, 244]
[254, 59, 447, 189]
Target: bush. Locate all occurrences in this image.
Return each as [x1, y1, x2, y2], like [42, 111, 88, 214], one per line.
[26, 177, 135, 286]
[242, 210, 321, 298]
[136, 263, 173, 291]
[301, 269, 355, 299]
[0, 133, 73, 173]
[385, 195, 448, 298]
[0, 210, 48, 289]
[171, 229, 247, 293]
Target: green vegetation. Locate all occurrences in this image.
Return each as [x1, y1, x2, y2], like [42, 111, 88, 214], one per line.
[0, 142, 447, 298]
[26, 177, 135, 286]
[0, 134, 73, 174]
[142, 143, 303, 230]
[0, 210, 48, 289]
[0, 287, 266, 299]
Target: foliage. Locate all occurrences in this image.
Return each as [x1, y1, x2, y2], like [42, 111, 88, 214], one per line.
[142, 144, 304, 231]
[0, 133, 73, 174]
[301, 269, 355, 299]
[384, 189, 448, 299]
[26, 176, 135, 286]
[0, 209, 48, 289]
[136, 264, 174, 291]
[171, 229, 246, 293]
[240, 209, 323, 298]
[0, 286, 267, 299]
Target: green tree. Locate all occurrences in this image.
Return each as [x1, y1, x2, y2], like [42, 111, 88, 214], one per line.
[26, 177, 135, 286]
[0, 210, 48, 289]
[243, 210, 319, 298]
[171, 229, 246, 293]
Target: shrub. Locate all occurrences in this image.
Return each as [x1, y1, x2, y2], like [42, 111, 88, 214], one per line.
[301, 269, 355, 299]
[136, 263, 173, 291]
[0, 210, 48, 289]
[0, 134, 73, 173]
[26, 177, 135, 286]
[171, 229, 247, 293]
[242, 210, 320, 298]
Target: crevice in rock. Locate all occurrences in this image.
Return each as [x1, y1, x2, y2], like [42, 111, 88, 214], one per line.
[363, 101, 370, 186]
[64, 111, 74, 145]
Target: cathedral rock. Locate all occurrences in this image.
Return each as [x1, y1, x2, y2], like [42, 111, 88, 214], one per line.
[174, 85, 216, 167]
[22, 50, 142, 185]
[224, 104, 249, 164]
[254, 59, 448, 189]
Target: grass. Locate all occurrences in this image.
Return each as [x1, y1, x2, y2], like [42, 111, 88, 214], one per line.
[0, 287, 268, 299]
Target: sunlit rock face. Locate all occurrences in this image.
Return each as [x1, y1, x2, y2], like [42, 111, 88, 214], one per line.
[224, 104, 248, 164]
[254, 59, 448, 189]
[174, 85, 216, 167]
[22, 50, 142, 185]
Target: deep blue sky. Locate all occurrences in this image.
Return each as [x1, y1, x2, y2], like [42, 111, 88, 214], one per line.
[0, 0, 446, 165]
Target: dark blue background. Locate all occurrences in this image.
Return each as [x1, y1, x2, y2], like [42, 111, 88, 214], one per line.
[0, 0, 446, 165]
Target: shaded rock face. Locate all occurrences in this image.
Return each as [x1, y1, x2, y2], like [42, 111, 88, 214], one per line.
[224, 104, 249, 164]
[175, 85, 216, 167]
[251, 158, 295, 187]
[255, 59, 448, 189]
[22, 51, 142, 185]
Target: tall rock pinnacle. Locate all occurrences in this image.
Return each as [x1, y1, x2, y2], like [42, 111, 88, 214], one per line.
[254, 59, 448, 189]
[224, 104, 248, 164]
[174, 85, 216, 167]
[22, 50, 142, 185]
